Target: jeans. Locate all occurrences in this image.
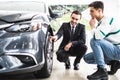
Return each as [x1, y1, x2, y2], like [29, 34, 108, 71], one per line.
[84, 38, 120, 68]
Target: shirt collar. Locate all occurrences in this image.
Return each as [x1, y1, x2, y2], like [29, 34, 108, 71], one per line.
[70, 23, 77, 28]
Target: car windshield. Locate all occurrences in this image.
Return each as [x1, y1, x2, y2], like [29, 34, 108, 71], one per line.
[0, 1, 46, 12]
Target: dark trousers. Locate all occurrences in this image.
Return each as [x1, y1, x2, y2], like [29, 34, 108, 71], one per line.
[56, 44, 87, 64]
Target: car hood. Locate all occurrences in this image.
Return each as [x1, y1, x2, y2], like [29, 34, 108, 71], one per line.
[0, 12, 38, 23]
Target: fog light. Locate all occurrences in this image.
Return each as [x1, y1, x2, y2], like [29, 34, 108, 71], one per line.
[18, 56, 35, 65]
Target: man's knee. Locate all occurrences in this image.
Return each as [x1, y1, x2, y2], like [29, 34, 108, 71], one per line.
[56, 49, 68, 62]
[79, 44, 88, 54]
[77, 44, 87, 52]
[83, 53, 96, 64]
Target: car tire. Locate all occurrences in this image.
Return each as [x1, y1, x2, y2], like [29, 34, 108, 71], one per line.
[34, 31, 54, 78]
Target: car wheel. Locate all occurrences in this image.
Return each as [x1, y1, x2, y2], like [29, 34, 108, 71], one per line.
[34, 31, 54, 78]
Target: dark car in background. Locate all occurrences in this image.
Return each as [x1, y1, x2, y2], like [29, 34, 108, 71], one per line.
[0, 0, 57, 78]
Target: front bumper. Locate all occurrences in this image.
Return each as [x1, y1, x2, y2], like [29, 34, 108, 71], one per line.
[0, 52, 45, 75]
[0, 61, 44, 75]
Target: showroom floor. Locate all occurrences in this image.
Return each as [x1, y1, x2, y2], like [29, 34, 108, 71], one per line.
[42, 31, 120, 80]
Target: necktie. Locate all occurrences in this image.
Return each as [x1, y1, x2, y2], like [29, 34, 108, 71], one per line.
[70, 26, 74, 41]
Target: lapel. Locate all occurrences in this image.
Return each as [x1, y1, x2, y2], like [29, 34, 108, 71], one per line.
[68, 23, 71, 35]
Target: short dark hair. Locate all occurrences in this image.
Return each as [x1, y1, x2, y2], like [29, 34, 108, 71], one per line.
[71, 10, 82, 19]
[88, 1, 104, 11]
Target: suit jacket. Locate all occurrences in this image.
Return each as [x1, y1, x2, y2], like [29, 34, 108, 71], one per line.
[56, 22, 86, 50]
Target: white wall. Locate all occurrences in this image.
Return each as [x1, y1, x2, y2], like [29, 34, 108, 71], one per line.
[81, 0, 120, 20]
[103, 0, 120, 18]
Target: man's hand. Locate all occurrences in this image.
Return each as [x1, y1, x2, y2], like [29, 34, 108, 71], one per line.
[89, 18, 96, 29]
[49, 36, 57, 42]
[64, 42, 73, 51]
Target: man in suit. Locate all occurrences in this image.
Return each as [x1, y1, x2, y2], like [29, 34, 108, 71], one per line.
[50, 10, 87, 70]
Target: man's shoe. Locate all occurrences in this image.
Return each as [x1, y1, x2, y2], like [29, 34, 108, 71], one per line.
[74, 63, 79, 70]
[108, 60, 120, 75]
[65, 59, 70, 69]
[87, 66, 108, 80]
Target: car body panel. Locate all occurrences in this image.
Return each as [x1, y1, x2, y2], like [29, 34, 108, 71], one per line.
[0, 0, 54, 77]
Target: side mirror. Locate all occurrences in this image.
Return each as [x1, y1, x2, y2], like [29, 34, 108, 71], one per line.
[48, 7, 63, 19]
[52, 11, 63, 18]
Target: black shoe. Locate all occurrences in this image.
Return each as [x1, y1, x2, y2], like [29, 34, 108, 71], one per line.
[108, 60, 120, 75]
[65, 59, 70, 69]
[87, 66, 108, 80]
[74, 63, 79, 70]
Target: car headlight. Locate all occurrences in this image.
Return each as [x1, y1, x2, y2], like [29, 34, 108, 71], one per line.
[31, 22, 41, 31]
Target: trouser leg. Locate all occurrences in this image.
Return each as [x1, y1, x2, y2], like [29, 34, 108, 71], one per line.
[56, 49, 69, 62]
[87, 38, 120, 68]
[56, 49, 71, 69]
[73, 44, 87, 64]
